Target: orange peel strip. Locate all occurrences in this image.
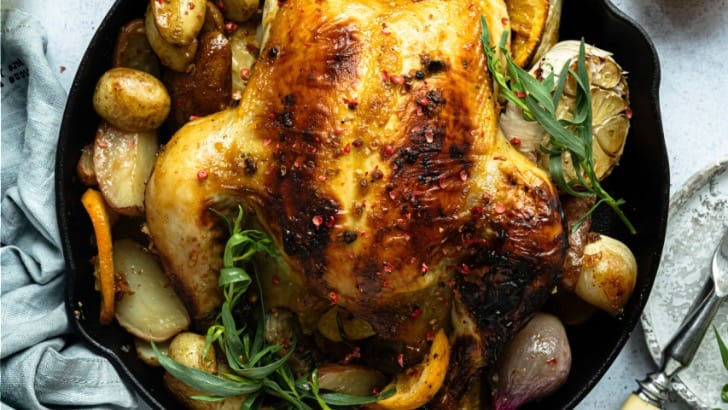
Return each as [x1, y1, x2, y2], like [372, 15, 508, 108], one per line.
[81, 188, 115, 325]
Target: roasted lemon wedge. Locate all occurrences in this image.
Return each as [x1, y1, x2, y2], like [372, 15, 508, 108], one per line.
[505, 0, 550, 67]
[373, 329, 451, 410]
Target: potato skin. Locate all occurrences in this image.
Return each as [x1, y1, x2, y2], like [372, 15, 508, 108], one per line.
[112, 19, 161, 77]
[201, 1, 225, 33]
[145, 5, 198, 73]
[92, 67, 170, 132]
[164, 30, 232, 131]
[151, 0, 207, 46]
[92, 122, 158, 216]
[167, 332, 216, 372]
[163, 333, 246, 409]
[113, 239, 191, 341]
[219, 0, 258, 22]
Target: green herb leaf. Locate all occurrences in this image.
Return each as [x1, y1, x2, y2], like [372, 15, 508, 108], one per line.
[238, 347, 294, 380]
[714, 326, 728, 370]
[319, 388, 396, 406]
[218, 266, 251, 290]
[188, 395, 226, 402]
[308, 369, 332, 410]
[262, 378, 312, 410]
[154, 204, 393, 408]
[152, 342, 262, 397]
[221, 301, 248, 371]
[242, 391, 262, 410]
[480, 16, 636, 234]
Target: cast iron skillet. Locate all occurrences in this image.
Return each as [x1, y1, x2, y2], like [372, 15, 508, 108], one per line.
[56, 0, 669, 408]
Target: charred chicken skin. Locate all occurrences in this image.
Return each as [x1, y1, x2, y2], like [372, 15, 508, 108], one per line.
[145, 0, 566, 406]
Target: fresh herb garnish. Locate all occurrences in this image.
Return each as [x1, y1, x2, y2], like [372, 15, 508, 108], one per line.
[480, 16, 636, 234]
[714, 326, 728, 403]
[154, 206, 394, 408]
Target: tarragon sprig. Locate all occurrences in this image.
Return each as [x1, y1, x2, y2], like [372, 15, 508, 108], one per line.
[480, 16, 636, 234]
[714, 326, 728, 404]
[154, 205, 393, 409]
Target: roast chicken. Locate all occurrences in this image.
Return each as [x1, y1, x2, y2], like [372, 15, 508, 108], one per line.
[145, 0, 567, 406]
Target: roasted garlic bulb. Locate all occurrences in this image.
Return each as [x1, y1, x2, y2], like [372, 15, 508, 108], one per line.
[500, 40, 630, 183]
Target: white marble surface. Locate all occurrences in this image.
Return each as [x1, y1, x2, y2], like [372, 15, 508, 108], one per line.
[4, 0, 728, 408]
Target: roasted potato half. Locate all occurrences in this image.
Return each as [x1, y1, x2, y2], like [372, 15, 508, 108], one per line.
[92, 122, 158, 216]
[114, 239, 191, 342]
[151, 0, 207, 46]
[145, 5, 198, 72]
[112, 19, 160, 77]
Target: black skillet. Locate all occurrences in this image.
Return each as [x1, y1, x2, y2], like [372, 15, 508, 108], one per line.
[56, 0, 669, 408]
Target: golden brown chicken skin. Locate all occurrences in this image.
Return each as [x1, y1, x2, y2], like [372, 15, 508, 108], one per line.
[145, 0, 566, 405]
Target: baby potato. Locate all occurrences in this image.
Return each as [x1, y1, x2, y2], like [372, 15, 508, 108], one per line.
[167, 332, 216, 372]
[92, 67, 170, 132]
[92, 122, 158, 216]
[164, 30, 232, 131]
[219, 0, 258, 22]
[151, 0, 206, 46]
[114, 239, 191, 342]
[575, 234, 638, 316]
[164, 333, 247, 409]
[112, 19, 161, 77]
[145, 5, 198, 72]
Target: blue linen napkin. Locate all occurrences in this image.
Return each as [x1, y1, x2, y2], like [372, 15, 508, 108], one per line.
[1, 10, 138, 409]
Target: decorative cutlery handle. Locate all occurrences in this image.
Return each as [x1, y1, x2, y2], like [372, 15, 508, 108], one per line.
[621, 393, 661, 410]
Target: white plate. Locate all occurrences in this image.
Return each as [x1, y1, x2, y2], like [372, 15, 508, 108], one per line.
[642, 159, 728, 410]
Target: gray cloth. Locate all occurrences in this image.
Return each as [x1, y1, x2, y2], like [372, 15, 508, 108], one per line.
[1, 10, 137, 409]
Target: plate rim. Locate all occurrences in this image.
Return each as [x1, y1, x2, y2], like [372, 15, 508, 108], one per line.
[641, 157, 728, 410]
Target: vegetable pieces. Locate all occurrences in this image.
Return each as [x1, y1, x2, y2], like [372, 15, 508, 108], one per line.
[480, 17, 635, 234]
[81, 188, 116, 325]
